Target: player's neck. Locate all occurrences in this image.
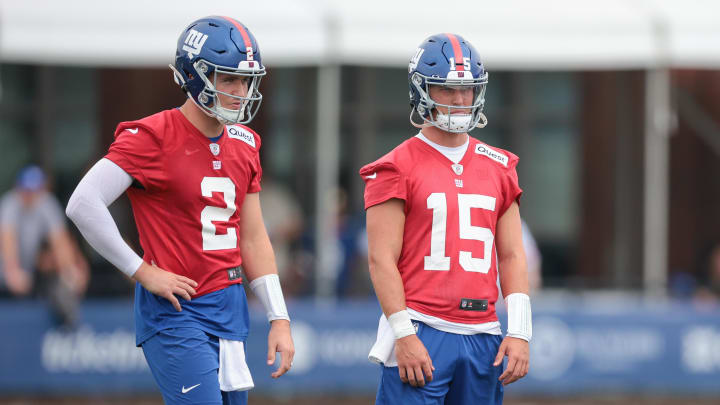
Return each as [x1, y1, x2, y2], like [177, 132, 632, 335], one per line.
[179, 99, 225, 139]
[422, 126, 468, 148]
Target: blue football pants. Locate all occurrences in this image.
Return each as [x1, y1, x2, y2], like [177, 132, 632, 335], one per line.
[142, 327, 248, 405]
[376, 321, 504, 405]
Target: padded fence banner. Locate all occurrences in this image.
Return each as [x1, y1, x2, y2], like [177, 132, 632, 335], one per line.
[1, 298, 719, 395]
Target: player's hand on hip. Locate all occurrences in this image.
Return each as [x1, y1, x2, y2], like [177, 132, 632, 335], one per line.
[395, 334, 434, 387]
[267, 319, 294, 378]
[131, 261, 198, 312]
[494, 336, 529, 386]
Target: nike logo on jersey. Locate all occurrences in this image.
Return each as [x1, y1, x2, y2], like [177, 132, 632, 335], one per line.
[181, 383, 201, 394]
[475, 144, 508, 167]
[185, 148, 200, 155]
[365, 173, 377, 179]
[126, 128, 139, 134]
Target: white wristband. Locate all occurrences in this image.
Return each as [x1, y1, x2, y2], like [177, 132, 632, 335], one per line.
[505, 293, 532, 341]
[387, 310, 416, 339]
[249, 274, 290, 322]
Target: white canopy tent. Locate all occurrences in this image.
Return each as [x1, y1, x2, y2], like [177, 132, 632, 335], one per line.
[2, 0, 719, 297]
[4, 1, 718, 68]
[0, 1, 328, 66]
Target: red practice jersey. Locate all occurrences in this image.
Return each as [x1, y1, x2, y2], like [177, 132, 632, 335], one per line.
[360, 136, 522, 324]
[105, 109, 262, 297]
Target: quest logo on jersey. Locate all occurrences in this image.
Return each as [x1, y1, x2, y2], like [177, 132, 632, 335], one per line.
[227, 126, 256, 148]
[475, 144, 508, 167]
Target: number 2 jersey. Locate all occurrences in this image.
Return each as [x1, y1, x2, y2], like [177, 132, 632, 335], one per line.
[360, 133, 522, 325]
[105, 108, 261, 344]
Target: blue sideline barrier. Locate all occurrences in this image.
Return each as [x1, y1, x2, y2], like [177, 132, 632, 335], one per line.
[1, 297, 719, 396]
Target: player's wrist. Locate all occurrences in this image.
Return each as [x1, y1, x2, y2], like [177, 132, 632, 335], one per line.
[249, 274, 290, 323]
[505, 293, 532, 342]
[130, 261, 151, 282]
[270, 319, 291, 330]
[388, 310, 416, 339]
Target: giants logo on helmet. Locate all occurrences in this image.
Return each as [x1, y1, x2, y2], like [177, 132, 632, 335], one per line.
[408, 48, 425, 73]
[183, 29, 208, 59]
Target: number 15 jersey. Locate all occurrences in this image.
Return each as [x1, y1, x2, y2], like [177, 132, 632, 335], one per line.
[360, 134, 522, 325]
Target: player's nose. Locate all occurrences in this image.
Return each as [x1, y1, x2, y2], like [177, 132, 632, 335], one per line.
[233, 83, 248, 97]
[452, 88, 472, 107]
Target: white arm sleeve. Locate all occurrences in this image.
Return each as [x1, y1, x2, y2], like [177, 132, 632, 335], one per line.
[66, 158, 144, 277]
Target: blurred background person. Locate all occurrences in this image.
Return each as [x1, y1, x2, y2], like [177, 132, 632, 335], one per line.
[260, 179, 305, 297]
[0, 165, 89, 327]
[331, 187, 370, 298]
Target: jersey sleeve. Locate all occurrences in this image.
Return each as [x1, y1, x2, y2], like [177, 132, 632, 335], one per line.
[359, 161, 407, 210]
[105, 124, 165, 191]
[499, 154, 522, 217]
[247, 151, 262, 193]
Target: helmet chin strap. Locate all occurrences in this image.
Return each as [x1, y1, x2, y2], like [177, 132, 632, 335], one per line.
[409, 108, 489, 132]
[409, 109, 432, 129]
[215, 103, 246, 124]
[435, 112, 473, 132]
[476, 112, 488, 128]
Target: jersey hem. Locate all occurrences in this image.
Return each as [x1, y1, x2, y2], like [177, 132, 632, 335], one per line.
[192, 279, 244, 298]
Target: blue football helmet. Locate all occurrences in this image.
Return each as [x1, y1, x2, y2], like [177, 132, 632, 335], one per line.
[408, 33, 488, 133]
[170, 16, 265, 125]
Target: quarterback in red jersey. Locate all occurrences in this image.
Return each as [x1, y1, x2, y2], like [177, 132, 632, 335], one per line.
[106, 112, 263, 297]
[67, 16, 293, 405]
[362, 34, 531, 405]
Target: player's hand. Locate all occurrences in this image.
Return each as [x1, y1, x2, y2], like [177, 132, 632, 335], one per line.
[395, 334, 434, 387]
[5, 266, 32, 296]
[267, 319, 294, 378]
[131, 261, 198, 312]
[494, 336, 529, 386]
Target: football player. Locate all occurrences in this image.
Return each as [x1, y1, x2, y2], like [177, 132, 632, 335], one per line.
[66, 16, 293, 405]
[361, 33, 531, 404]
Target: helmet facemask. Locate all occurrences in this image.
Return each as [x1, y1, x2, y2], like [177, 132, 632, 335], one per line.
[192, 59, 265, 125]
[410, 71, 488, 133]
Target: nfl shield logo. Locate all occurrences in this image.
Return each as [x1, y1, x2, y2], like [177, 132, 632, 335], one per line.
[452, 163, 463, 175]
[209, 143, 220, 156]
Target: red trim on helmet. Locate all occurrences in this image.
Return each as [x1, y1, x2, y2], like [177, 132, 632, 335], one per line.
[446, 33, 464, 71]
[222, 16, 254, 61]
